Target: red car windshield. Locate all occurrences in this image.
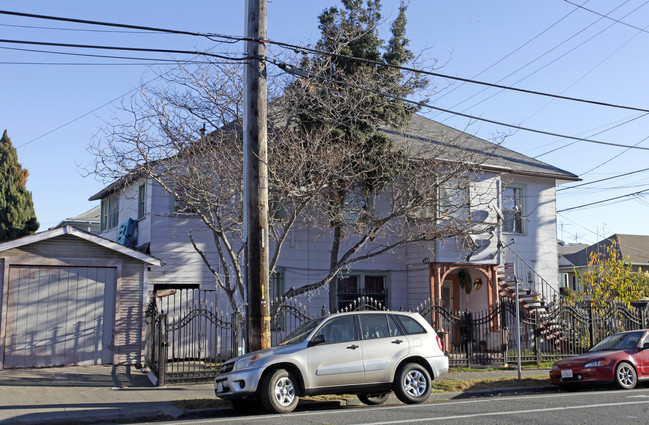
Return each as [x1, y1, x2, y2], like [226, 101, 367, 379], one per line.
[589, 331, 645, 352]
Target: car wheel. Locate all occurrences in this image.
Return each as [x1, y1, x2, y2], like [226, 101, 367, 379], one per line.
[615, 362, 637, 390]
[357, 393, 390, 405]
[393, 363, 431, 404]
[260, 368, 299, 414]
[231, 398, 261, 414]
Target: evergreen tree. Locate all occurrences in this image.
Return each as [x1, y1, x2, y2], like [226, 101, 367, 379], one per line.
[0, 130, 39, 242]
[290, 0, 427, 308]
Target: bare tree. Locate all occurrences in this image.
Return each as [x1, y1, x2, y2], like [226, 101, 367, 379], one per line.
[89, 4, 500, 314]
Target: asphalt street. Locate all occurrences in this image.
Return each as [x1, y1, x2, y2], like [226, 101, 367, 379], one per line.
[144, 386, 649, 425]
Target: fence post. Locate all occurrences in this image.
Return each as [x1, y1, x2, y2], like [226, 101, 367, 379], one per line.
[588, 304, 596, 348]
[232, 311, 240, 359]
[534, 310, 541, 364]
[158, 313, 168, 387]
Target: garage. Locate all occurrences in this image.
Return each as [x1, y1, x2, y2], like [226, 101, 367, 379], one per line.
[4, 266, 116, 368]
[0, 226, 160, 369]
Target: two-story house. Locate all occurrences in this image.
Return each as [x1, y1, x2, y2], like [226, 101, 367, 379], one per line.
[90, 114, 579, 322]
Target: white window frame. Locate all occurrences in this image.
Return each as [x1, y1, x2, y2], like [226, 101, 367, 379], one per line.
[101, 194, 120, 232]
[137, 183, 146, 220]
[502, 185, 525, 234]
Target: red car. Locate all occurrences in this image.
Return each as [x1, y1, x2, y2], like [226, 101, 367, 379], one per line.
[550, 330, 649, 390]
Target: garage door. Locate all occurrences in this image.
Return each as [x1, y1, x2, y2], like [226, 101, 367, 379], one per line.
[3, 266, 116, 368]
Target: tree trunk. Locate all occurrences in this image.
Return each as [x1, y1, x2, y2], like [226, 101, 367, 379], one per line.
[328, 224, 342, 312]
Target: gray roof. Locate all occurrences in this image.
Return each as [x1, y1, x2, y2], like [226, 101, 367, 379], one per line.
[0, 226, 162, 266]
[388, 115, 580, 182]
[90, 114, 580, 201]
[561, 234, 649, 268]
[62, 205, 100, 223]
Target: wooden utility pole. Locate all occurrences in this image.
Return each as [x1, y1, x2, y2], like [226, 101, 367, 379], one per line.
[243, 0, 271, 352]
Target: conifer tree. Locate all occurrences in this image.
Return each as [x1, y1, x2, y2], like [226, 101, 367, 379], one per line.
[0, 130, 39, 242]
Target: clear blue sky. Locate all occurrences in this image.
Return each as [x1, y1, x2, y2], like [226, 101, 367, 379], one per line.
[2, 0, 648, 245]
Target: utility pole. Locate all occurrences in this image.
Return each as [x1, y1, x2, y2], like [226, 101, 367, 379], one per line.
[243, 0, 271, 352]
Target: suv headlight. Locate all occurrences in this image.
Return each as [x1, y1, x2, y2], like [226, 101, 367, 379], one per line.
[584, 360, 609, 368]
[234, 353, 264, 370]
[551, 364, 559, 370]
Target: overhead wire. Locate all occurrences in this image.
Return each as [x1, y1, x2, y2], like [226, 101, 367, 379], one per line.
[6, 7, 649, 155]
[558, 166, 649, 191]
[564, 0, 649, 34]
[2, 9, 649, 114]
[272, 60, 649, 152]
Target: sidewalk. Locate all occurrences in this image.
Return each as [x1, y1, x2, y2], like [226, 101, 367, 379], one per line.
[0, 365, 554, 424]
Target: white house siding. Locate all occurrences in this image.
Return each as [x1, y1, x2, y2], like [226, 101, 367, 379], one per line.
[405, 241, 436, 309]
[501, 174, 559, 290]
[100, 169, 562, 318]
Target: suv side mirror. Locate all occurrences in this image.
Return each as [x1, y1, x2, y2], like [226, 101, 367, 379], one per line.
[309, 334, 326, 347]
[642, 342, 649, 351]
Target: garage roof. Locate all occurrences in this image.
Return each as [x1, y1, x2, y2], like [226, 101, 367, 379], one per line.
[0, 226, 162, 266]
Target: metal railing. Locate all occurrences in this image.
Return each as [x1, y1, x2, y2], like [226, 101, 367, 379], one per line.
[503, 246, 559, 306]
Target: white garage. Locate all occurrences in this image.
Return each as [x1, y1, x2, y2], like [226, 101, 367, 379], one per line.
[0, 226, 160, 369]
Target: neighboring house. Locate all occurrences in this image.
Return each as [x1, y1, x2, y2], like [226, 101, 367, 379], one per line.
[53, 205, 101, 234]
[560, 234, 649, 292]
[558, 241, 589, 292]
[0, 226, 160, 369]
[89, 114, 579, 323]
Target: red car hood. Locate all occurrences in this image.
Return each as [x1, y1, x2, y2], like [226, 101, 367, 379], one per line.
[555, 351, 628, 368]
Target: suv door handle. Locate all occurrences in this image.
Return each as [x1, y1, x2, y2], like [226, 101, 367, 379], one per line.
[391, 339, 404, 345]
[346, 344, 359, 350]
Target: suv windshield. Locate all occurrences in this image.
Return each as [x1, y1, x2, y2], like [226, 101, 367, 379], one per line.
[278, 317, 324, 346]
[589, 331, 644, 352]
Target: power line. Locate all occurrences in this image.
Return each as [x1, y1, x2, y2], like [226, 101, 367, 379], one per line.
[274, 61, 649, 152]
[0, 38, 247, 61]
[0, 22, 155, 34]
[565, 0, 649, 34]
[4, 9, 649, 114]
[558, 166, 649, 191]
[439, 0, 645, 121]
[0, 9, 240, 40]
[0, 45, 214, 63]
[557, 188, 649, 212]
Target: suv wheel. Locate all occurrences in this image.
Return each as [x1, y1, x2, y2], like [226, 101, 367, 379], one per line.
[260, 368, 299, 414]
[393, 363, 431, 404]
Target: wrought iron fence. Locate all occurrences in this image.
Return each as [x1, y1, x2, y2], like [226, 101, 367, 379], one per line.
[145, 289, 649, 385]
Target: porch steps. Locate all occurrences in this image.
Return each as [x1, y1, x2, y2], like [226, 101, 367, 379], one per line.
[496, 265, 564, 347]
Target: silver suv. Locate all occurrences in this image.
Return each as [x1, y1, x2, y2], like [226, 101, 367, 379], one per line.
[214, 311, 448, 414]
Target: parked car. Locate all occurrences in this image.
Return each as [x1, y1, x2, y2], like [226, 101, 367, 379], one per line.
[214, 311, 449, 414]
[550, 329, 649, 390]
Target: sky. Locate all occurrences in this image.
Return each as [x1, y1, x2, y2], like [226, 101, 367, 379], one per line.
[1, 0, 649, 245]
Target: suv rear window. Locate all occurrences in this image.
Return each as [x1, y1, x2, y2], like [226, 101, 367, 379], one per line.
[394, 314, 426, 335]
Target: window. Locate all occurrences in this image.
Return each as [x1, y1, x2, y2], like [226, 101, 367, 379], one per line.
[394, 314, 426, 335]
[502, 186, 523, 233]
[270, 269, 285, 302]
[342, 186, 373, 224]
[137, 184, 146, 219]
[359, 314, 403, 340]
[336, 272, 388, 311]
[314, 315, 357, 344]
[100, 195, 119, 232]
[438, 179, 470, 221]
